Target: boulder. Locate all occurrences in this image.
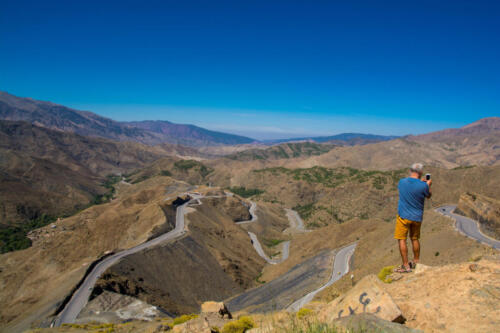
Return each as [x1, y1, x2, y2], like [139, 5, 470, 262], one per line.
[413, 263, 431, 274]
[201, 301, 232, 319]
[318, 274, 405, 324]
[333, 313, 423, 333]
[172, 302, 232, 332]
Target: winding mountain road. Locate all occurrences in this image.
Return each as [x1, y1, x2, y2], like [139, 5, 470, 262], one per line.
[285, 208, 308, 232]
[235, 201, 258, 224]
[237, 203, 308, 265]
[437, 205, 500, 250]
[248, 232, 290, 265]
[54, 194, 202, 326]
[54, 193, 355, 325]
[287, 243, 357, 312]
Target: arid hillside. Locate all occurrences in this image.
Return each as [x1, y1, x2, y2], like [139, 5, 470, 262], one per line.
[125, 157, 215, 186]
[307, 117, 500, 170]
[0, 177, 191, 332]
[0, 120, 201, 254]
[224, 142, 335, 161]
[0, 120, 173, 225]
[207, 164, 500, 229]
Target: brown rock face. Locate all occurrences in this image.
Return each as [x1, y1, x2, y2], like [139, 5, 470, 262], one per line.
[385, 259, 500, 333]
[318, 274, 405, 324]
[201, 301, 232, 319]
[455, 192, 500, 239]
[333, 313, 422, 333]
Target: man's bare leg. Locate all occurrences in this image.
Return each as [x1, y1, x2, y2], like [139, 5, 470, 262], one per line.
[398, 239, 410, 268]
[411, 239, 420, 263]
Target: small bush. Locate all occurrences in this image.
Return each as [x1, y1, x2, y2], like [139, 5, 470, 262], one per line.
[435, 251, 440, 257]
[131, 175, 150, 184]
[229, 186, 264, 198]
[296, 308, 314, 319]
[378, 265, 395, 283]
[173, 314, 198, 326]
[160, 170, 172, 177]
[222, 316, 255, 333]
[174, 159, 199, 170]
[263, 238, 284, 247]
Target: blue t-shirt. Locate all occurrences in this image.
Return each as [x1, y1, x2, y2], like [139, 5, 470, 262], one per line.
[397, 177, 430, 222]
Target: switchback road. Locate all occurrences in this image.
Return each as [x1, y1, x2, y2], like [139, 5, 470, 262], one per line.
[437, 205, 500, 250]
[287, 243, 357, 312]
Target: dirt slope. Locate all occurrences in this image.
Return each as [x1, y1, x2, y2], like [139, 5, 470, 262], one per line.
[0, 177, 190, 332]
[0, 120, 171, 225]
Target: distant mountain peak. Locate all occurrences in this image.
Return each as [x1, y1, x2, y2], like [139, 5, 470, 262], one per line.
[462, 117, 500, 130]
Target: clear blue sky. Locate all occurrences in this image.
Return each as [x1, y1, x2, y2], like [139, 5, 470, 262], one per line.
[1, 1, 499, 139]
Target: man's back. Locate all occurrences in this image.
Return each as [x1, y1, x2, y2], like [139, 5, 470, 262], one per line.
[398, 177, 430, 222]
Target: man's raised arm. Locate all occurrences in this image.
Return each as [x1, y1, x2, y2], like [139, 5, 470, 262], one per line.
[426, 179, 432, 199]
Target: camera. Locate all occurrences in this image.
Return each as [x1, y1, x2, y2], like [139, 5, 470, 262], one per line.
[425, 173, 431, 181]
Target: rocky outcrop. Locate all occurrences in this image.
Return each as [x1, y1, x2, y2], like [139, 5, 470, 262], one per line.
[318, 274, 405, 324]
[385, 259, 500, 332]
[77, 291, 168, 323]
[333, 313, 422, 333]
[172, 302, 233, 333]
[455, 192, 500, 239]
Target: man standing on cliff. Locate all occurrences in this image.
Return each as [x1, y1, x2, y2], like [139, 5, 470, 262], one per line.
[394, 163, 432, 273]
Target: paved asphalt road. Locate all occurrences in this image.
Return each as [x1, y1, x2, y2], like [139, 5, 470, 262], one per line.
[235, 201, 258, 224]
[239, 203, 306, 265]
[287, 243, 357, 312]
[248, 232, 290, 265]
[285, 208, 307, 232]
[54, 194, 202, 326]
[437, 205, 500, 250]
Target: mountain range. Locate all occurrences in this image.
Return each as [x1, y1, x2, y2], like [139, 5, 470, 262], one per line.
[0, 91, 398, 147]
[263, 133, 399, 145]
[0, 91, 255, 147]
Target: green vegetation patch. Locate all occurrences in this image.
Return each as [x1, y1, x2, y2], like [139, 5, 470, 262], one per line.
[228, 142, 333, 161]
[263, 238, 285, 247]
[378, 265, 395, 283]
[0, 226, 31, 253]
[93, 174, 121, 203]
[160, 170, 172, 177]
[0, 213, 56, 253]
[296, 308, 315, 319]
[62, 323, 115, 330]
[173, 314, 198, 326]
[229, 186, 264, 198]
[174, 159, 213, 178]
[453, 165, 475, 170]
[293, 203, 315, 220]
[222, 316, 255, 333]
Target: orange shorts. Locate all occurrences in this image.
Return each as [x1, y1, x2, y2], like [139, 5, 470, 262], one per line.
[394, 215, 421, 240]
